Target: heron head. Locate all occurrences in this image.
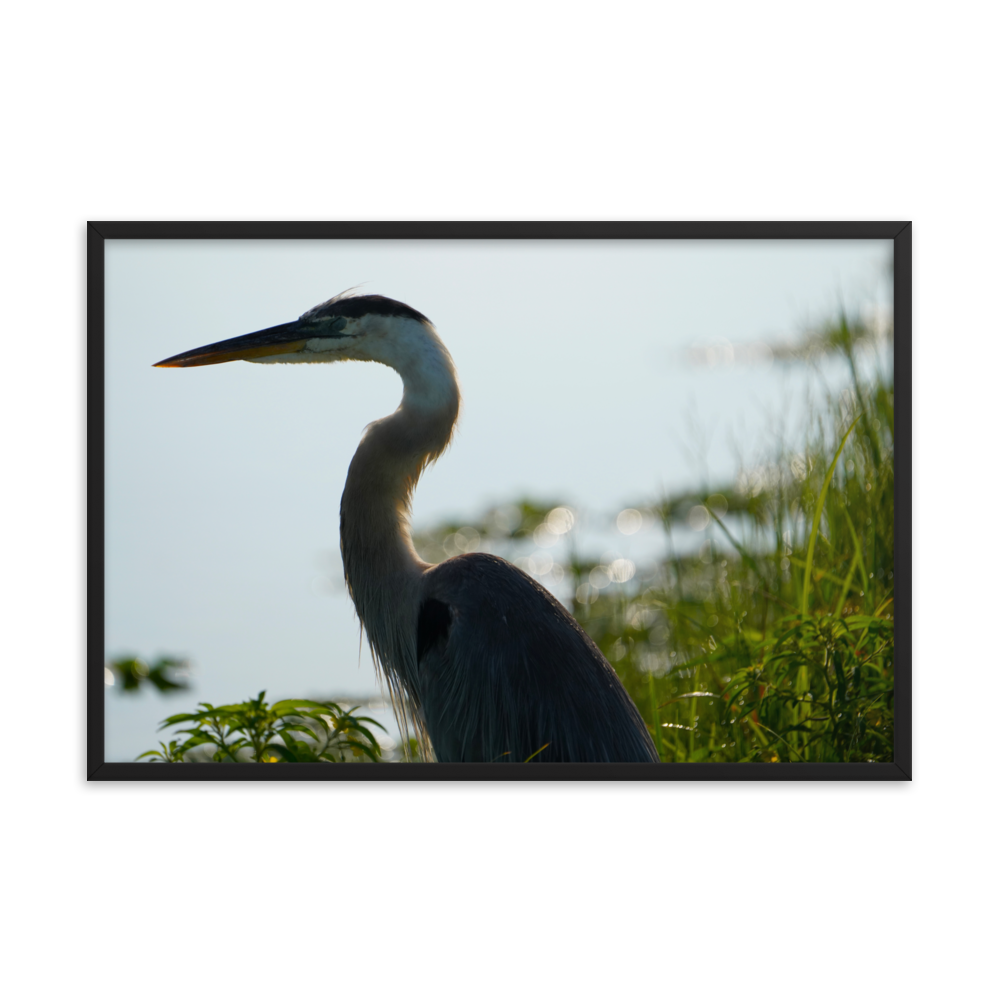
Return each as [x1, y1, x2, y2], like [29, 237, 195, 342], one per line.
[153, 292, 433, 368]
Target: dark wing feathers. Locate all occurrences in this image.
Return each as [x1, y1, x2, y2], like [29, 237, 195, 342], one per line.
[416, 598, 451, 662]
[417, 553, 658, 763]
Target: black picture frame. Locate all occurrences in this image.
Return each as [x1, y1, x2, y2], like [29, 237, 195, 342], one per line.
[88, 221, 911, 781]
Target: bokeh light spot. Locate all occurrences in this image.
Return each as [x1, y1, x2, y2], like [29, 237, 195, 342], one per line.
[545, 506, 575, 534]
[706, 494, 728, 517]
[688, 505, 710, 531]
[616, 508, 643, 534]
[608, 558, 635, 583]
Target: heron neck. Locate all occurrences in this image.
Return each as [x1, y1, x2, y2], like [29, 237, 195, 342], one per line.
[340, 407, 456, 580]
[339, 333, 460, 695]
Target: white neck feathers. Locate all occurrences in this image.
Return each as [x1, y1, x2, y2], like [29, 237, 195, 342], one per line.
[339, 318, 460, 711]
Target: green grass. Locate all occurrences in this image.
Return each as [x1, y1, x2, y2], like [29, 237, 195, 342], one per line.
[571, 313, 895, 762]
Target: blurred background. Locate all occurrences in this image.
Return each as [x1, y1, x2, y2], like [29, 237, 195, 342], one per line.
[104, 238, 891, 760]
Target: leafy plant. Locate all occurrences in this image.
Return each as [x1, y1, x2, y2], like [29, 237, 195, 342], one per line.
[138, 691, 386, 763]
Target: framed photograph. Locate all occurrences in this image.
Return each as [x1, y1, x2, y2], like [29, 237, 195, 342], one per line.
[88, 222, 910, 780]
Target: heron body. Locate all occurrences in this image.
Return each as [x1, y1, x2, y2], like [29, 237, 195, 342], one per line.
[156, 292, 658, 763]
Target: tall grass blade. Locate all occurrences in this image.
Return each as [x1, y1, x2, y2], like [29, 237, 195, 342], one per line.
[834, 505, 866, 617]
[648, 671, 664, 761]
[801, 415, 861, 616]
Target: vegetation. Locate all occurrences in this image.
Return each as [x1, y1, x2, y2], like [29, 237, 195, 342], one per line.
[133, 307, 894, 764]
[107, 655, 190, 693]
[138, 692, 386, 763]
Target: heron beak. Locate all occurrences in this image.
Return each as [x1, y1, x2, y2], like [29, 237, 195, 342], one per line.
[153, 321, 308, 368]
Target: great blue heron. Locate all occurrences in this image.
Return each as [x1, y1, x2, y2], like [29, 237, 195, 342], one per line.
[155, 292, 658, 763]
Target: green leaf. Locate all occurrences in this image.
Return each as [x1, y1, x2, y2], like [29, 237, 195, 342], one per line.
[343, 738, 380, 763]
[278, 730, 304, 750]
[260, 743, 298, 762]
[271, 698, 342, 714]
[277, 723, 320, 738]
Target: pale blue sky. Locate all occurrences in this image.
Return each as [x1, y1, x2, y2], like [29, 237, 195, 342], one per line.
[104, 239, 891, 759]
